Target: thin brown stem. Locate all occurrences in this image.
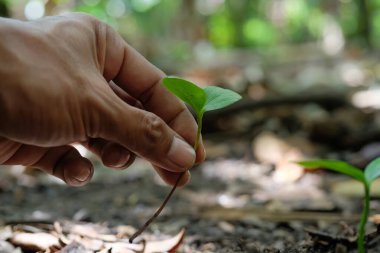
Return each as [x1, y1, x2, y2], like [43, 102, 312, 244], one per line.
[130, 116, 202, 243]
[129, 171, 186, 243]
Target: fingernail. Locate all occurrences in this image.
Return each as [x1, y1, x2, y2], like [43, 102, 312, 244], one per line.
[102, 145, 130, 168]
[73, 160, 93, 182]
[168, 137, 195, 169]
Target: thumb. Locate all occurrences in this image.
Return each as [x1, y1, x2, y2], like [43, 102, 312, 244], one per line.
[93, 94, 196, 173]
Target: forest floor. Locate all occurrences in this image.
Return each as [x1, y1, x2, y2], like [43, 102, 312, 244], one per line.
[1, 47, 380, 252]
[0, 156, 379, 253]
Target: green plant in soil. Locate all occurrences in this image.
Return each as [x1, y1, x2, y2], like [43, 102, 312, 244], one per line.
[299, 158, 380, 253]
[129, 77, 241, 243]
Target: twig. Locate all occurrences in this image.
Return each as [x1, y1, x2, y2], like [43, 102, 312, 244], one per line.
[129, 172, 185, 243]
[205, 93, 348, 119]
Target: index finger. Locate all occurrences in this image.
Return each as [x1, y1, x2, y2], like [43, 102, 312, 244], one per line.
[102, 30, 179, 122]
[100, 24, 205, 161]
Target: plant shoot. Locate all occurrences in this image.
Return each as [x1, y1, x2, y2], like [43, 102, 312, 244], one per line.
[129, 77, 241, 242]
[299, 157, 380, 253]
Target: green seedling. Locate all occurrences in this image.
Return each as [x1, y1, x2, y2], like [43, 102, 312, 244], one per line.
[129, 77, 241, 243]
[299, 158, 380, 253]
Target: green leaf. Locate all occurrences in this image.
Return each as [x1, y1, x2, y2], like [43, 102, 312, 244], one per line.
[163, 77, 207, 116]
[203, 86, 241, 112]
[364, 156, 380, 184]
[298, 160, 365, 183]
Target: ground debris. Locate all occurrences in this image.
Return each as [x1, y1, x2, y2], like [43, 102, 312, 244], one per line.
[305, 225, 380, 252]
[0, 221, 185, 253]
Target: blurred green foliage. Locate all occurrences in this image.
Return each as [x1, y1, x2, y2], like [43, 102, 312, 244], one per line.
[0, 0, 9, 17]
[72, 0, 377, 48]
[3, 0, 380, 50]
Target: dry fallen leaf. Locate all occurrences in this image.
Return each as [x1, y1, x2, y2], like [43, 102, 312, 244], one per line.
[252, 132, 306, 183]
[143, 228, 186, 253]
[370, 214, 380, 225]
[104, 228, 186, 253]
[11, 232, 59, 251]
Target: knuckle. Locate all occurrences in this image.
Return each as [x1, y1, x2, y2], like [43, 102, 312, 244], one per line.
[140, 113, 171, 151]
[47, 13, 96, 41]
[69, 12, 100, 24]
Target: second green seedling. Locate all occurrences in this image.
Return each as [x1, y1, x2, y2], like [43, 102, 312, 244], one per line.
[299, 157, 380, 253]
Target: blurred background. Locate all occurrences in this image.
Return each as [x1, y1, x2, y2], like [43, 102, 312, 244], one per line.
[1, 0, 379, 67]
[1, 1, 380, 252]
[1, 0, 380, 107]
[1, 0, 380, 89]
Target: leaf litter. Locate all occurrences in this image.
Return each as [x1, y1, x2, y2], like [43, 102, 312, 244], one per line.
[1, 220, 185, 253]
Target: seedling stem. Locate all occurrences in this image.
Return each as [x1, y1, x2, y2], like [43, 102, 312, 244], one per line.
[129, 77, 241, 243]
[358, 182, 370, 253]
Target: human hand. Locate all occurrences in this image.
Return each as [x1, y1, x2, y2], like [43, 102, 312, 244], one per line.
[0, 13, 205, 187]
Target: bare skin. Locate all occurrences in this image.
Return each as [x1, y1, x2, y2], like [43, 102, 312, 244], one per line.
[0, 13, 205, 187]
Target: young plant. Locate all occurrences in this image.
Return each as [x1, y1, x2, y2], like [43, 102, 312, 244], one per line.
[298, 158, 380, 253]
[129, 77, 241, 242]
